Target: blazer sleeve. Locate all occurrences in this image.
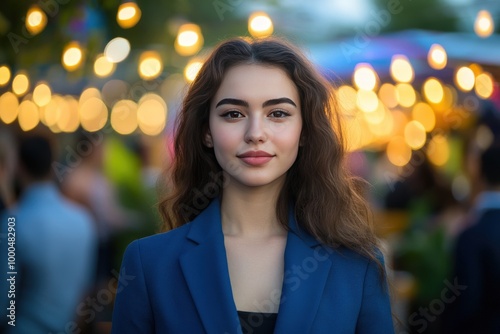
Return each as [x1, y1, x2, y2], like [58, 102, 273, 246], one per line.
[355, 255, 395, 334]
[111, 240, 155, 334]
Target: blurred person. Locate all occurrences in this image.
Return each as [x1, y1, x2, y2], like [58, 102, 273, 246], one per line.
[60, 132, 131, 283]
[444, 141, 500, 334]
[112, 37, 394, 333]
[0, 134, 97, 334]
[0, 128, 17, 213]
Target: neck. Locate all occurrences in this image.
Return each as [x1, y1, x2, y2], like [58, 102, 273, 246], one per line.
[220, 175, 287, 238]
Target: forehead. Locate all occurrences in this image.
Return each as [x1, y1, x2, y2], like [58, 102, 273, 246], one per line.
[212, 64, 300, 106]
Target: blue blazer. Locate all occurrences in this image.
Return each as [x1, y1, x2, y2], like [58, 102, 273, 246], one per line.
[111, 197, 394, 333]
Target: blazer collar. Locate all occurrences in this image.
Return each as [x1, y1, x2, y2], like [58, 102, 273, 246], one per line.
[180, 197, 332, 334]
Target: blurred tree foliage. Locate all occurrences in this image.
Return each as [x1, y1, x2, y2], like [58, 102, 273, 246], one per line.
[373, 0, 459, 33]
[0, 0, 247, 71]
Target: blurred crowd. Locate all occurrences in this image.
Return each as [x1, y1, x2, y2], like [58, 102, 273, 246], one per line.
[0, 100, 499, 334]
[0, 126, 159, 334]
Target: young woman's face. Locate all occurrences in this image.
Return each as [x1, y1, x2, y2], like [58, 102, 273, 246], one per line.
[207, 64, 302, 188]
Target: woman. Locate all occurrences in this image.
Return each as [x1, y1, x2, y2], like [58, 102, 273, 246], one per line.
[111, 37, 394, 334]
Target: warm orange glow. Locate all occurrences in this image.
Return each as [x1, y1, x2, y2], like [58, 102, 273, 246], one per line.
[427, 134, 449, 166]
[12, 73, 30, 96]
[248, 12, 274, 38]
[0, 92, 19, 124]
[404, 120, 427, 150]
[138, 51, 163, 80]
[475, 72, 494, 99]
[386, 136, 412, 166]
[474, 10, 494, 38]
[395, 83, 416, 108]
[117, 2, 142, 29]
[412, 102, 435, 132]
[337, 85, 358, 115]
[26, 5, 48, 35]
[175, 24, 204, 56]
[455, 66, 475, 92]
[33, 83, 52, 107]
[94, 54, 116, 78]
[390, 55, 414, 83]
[18, 100, 39, 131]
[378, 83, 398, 109]
[423, 78, 444, 104]
[184, 59, 203, 82]
[428, 44, 447, 70]
[0, 66, 11, 86]
[111, 100, 138, 135]
[62, 42, 84, 71]
[353, 63, 378, 91]
[357, 89, 379, 113]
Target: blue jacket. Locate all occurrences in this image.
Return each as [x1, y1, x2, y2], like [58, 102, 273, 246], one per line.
[111, 197, 394, 333]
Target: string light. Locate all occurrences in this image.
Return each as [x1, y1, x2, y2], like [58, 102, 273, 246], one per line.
[248, 12, 273, 38]
[117, 2, 141, 29]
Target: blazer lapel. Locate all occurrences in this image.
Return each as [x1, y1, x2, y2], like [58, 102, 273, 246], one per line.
[274, 210, 333, 334]
[179, 197, 241, 334]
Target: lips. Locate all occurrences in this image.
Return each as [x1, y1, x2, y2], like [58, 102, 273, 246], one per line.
[237, 150, 274, 166]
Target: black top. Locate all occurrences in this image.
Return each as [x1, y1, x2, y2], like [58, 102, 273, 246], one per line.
[237, 310, 278, 334]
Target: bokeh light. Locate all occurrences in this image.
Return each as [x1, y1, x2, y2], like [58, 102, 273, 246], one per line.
[137, 94, 167, 135]
[353, 63, 378, 91]
[111, 99, 138, 135]
[428, 44, 447, 70]
[404, 120, 426, 150]
[33, 83, 52, 107]
[0, 92, 19, 124]
[174, 24, 204, 56]
[423, 78, 444, 104]
[94, 54, 116, 78]
[455, 66, 475, 92]
[248, 12, 273, 38]
[395, 83, 416, 108]
[12, 73, 30, 96]
[138, 51, 163, 80]
[427, 134, 449, 166]
[62, 42, 84, 71]
[474, 10, 494, 38]
[378, 83, 398, 109]
[356, 89, 379, 113]
[184, 59, 203, 83]
[105, 37, 131, 63]
[475, 72, 494, 99]
[117, 2, 142, 29]
[79, 97, 108, 132]
[26, 5, 48, 35]
[0, 66, 11, 86]
[411, 102, 435, 132]
[390, 55, 414, 83]
[386, 136, 412, 166]
[18, 100, 39, 131]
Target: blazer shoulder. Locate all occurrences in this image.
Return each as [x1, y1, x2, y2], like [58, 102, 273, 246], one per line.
[131, 223, 193, 256]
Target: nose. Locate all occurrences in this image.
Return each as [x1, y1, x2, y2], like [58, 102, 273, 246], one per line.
[244, 115, 268, 144]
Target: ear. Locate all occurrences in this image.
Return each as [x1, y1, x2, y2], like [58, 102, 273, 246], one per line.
[204, 130, 213, 148]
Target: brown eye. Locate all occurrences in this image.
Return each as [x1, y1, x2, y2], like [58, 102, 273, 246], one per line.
[269, 110, 290, 118]
[221, 111, 244, 119]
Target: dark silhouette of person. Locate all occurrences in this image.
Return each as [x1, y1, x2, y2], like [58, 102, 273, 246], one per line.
[445, 141, 500, 334]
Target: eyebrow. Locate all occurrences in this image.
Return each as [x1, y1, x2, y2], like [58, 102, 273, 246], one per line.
[215, 97, 297, 108]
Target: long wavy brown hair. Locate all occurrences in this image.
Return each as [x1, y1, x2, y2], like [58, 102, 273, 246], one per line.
[158, 37, 381, 268]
